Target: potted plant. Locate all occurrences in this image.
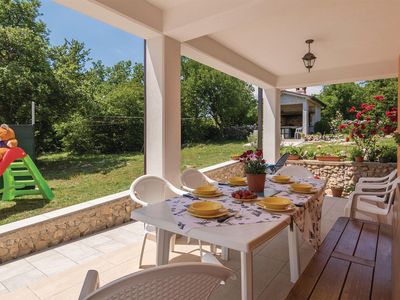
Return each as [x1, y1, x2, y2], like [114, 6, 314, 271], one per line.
[331, 186, 344, 197]
[315, 149, 341, 161]
[349, 147, 364, 163]
[283, 146, 302, 160]
[239, 149, 266, 193]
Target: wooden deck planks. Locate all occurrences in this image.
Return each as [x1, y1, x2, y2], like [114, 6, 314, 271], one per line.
[286, 217, 393, 300]
[340, 263, 374, 300]
[310, 258, 350, 300]
[372, 224, 392, 300]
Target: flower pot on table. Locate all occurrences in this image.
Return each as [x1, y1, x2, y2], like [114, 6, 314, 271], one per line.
[246, 173, 266, 193]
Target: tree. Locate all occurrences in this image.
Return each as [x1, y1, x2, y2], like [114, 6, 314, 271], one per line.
[181, 57, 256, 141]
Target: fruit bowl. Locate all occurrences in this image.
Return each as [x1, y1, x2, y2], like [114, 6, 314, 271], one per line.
[231, 189, 257, 200]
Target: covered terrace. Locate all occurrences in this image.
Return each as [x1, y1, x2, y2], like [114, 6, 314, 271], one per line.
[4, 0, 399, 299]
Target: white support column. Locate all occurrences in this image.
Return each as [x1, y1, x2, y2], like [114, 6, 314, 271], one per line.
[146, 36, 181, 185]
[302, 101, 309, 136]
[262, 88, 281, 163]
[315, 106, 321, 123]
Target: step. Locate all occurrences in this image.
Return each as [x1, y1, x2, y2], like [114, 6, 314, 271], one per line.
[10, 162, 26, 169]
[15, 180, 36, 189]
[14, 189, 42, 197]
[11, 170, 32, 177]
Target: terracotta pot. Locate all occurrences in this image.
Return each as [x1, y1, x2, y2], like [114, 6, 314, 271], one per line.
[246, 173, 266, 193]
[288, 154, 300, 160]
[316, 156, 341, 162]
[331, 187, 344, 197]
[354, 156, 364, 163]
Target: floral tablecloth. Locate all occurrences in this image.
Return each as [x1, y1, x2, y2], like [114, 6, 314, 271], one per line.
[165, 176, 326, 249]
[165, 184, 287, 233]
[265, 175, 326, 249]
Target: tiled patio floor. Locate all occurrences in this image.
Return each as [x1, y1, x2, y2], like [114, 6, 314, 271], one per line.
[0, 196, 347, 300]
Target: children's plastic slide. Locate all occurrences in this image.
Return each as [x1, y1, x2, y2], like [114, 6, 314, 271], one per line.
[0, 147, 54, 201]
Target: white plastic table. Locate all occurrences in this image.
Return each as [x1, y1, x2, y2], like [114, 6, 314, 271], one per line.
[131, 202, 299, 300]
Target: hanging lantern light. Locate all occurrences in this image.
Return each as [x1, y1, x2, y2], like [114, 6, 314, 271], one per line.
[302, 39, 316, 72]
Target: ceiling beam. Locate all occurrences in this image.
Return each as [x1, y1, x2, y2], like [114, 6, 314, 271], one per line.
[55, 0, 163, 39]
[277, 60, 397, 89]
[182, 37, 277, 88]
[164, 0, 267, 42]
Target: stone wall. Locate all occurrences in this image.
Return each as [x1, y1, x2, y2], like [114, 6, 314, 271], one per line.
[286, 160, 396, 194]
[202, 160, 244, 182]
[0, 193, 132, 263]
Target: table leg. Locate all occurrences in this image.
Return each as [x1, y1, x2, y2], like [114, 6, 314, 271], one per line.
[156, 228, 171, 266]
[288, 220, 300, 283]
[240, 251, 253, 300]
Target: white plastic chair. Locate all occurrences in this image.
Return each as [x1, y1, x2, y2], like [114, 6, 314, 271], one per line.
[356, 169, 397, 189]
[130, 175, 187, 268]
[275, 165, 313, 178]
[294, 127, 303, 139]
[181, 168, 217, 192]
[345, 177, 400, 218]
[79, 262, 235, 300]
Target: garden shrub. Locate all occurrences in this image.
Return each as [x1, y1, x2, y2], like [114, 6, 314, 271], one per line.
[314, 119, 331, 134]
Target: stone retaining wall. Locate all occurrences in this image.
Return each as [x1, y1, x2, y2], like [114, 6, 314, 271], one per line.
[0, 192, 132, 263]
[286, 160, 396, 194]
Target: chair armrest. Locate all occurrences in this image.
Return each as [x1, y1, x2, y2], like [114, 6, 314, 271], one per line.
[355, 183, 388, 192]
[79, 270, 99, 300]
[359, 177, 388, 183]
[201, 252, 223, 266]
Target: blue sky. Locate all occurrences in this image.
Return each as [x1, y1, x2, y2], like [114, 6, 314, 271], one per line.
[40, 1, 144, 67]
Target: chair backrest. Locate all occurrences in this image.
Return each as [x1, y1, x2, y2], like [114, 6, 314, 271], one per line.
[129, 175, 185, 207]
[181, 168, 209, 189]
[275, 153, 290, 169]
[275, 165, 313, 178]
[82, 263, 235, 300]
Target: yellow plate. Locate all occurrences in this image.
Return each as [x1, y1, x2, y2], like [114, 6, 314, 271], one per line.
[258, 197, 292, 209]
[194, 186, 218, 195]
[271, 178, 294, 184]
[257, 203, 296, 212]
[192, 192, 224, 198]
[188, 208, 228, 219]
[289, 187, 317, 194]
[272, 175, 291, 182]
[290, 183, 313, 192]
[189, 201, 223, 215]
[229, 176, 246, 182]
[229, 181, 247, 186]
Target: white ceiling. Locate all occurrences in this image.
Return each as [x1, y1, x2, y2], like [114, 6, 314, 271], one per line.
[210, 0, 400, 76]
[57, 0, 400, 88]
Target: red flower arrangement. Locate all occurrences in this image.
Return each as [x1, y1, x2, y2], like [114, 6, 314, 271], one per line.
[339, 95, 397, 160]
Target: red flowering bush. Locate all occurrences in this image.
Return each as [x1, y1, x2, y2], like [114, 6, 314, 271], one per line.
[338, 95, 397, 160]
[239, 149, 266, 174]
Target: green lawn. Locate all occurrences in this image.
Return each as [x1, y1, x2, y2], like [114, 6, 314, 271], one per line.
[0, 141, 249, 225]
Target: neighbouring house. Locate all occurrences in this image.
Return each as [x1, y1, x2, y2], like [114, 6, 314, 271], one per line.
[281, 88, 324, 138]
